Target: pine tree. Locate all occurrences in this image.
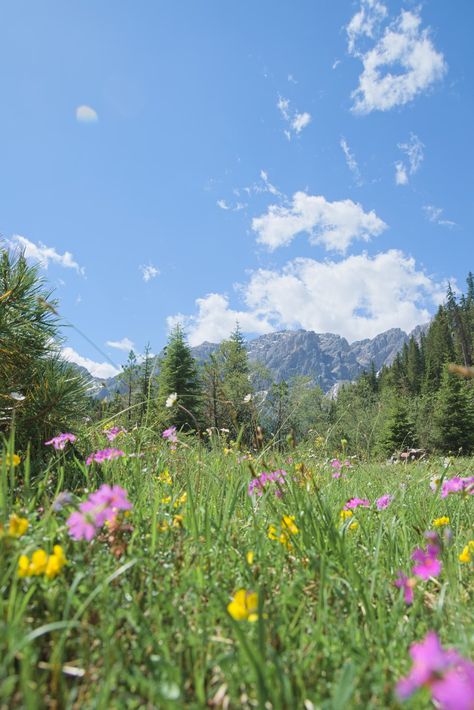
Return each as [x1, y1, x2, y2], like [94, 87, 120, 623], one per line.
[432, 366, 474, 453]
[157, 325, 202, 431]
[377, 392, 416, 457]
[120, 350, 139, 424]
[218, 324, 253, 440]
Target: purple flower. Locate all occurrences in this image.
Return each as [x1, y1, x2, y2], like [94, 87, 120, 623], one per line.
[376, 494, 393, 510]
[162, 426, 177, 441]
[67, 510, 97, 541]
[103, 426, 127, 442]
[394, 571, 416, 604]
[45, 432, 77, 450]
[397, 631, 474, 710]
[85, 448, 125, 465]
[52, 491, 73, 511]
[441, 477, 474, 498]
[412, 544, 442, 580]
[248, 470, 287, 497]
[344, 497, 370, 510]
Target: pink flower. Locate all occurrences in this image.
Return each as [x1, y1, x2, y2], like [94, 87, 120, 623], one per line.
[397, 631, 474, 710]
[103, 426, 127, 442]
[248, 470, 287, 497]
[344, 497, 370, 510]
[412, 544, 442, 580]
[394, 571, 416, 604]
[376, 494, 393, 510]
[45, 432, 76, 450]
[441, 477, 474, 498]
[67, 510, 97, 541]
[86, 448, 125, 465]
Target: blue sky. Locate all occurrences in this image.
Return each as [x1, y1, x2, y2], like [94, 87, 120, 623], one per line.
[1, 1, 473, 377]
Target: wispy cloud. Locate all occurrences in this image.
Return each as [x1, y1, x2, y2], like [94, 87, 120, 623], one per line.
[423, 205, 456, 228]
[106, 337, 135, 352]
[61, 347, 119, 379]
[394, 133, 424, 185]
[347, 3, 447, 113]
[217, 198, 246, 212]
[340, 138, 363, 185]
[252, 191, 387, 252]
[76, 105, 99, 123]
[168, 250, 445, 346]
[140, 264, 160, 282]
[277, 96, 312, 139]
[7, 235, 85, 275]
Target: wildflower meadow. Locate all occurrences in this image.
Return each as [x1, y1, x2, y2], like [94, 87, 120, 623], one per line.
[1, 427, 473, 709]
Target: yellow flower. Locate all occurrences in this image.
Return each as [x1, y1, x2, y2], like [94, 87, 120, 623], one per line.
[267, 524, 279, 541]
[223, 447, 232, 456]
[8, 514, 29, 538]
[157, 520, 170, 533]
[29, 549, 49, 576]
[246, 550, 254, 565]
[281, 515, 299, 536]
[433, 516, 450, 528]
[340, 509, 353, 521]
[18, 554, 30, 577]
[349, 521, 359, 531]
[158, 469, 172, 485]
[172, 514, 184, 528]
[161, 496, 172, 505]
[174, 492, 187, 508]
[227, 589, 258, 622]
[459, 541, 474, 564]
[0, 453, 21, 467]
[45, 546, 67, 579]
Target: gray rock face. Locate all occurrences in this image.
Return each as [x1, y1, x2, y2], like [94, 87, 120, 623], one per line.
[79, 324, 427, 398]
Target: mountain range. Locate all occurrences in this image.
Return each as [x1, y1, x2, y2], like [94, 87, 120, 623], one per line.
[80, 324, 428, 400]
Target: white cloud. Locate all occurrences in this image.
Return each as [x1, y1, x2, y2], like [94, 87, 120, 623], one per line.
[106, 337, 135, 352]
[252, 191, 387, 252]
[169, 250, 444, 345]
[76, 105, 99, 123]
[348, 6, 447, 114]
[340, 138, 363, 185]
[423, 205, 456, 228]
[394, 133, 424, 185]
[217, 198, 246, 212]
[61, 347, 120, 379]
[140, 264, 160, 282]
[167, 293, 273, 347]
[217, 199, 230, 210]
[7, 235, 85, 275]
[332, 59, 341, 70]
[277, 96, 312, 139]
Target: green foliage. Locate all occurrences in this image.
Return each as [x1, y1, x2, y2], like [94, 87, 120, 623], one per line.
[157, 325, 203, 431]
[432, 367, 474, 453]
[0, 246, 88, 453]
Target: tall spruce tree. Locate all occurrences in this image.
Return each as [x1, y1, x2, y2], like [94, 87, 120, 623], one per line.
[218, 324, 254, 440]
[157, 325, 202, 431]
[432, 366, 474, 453]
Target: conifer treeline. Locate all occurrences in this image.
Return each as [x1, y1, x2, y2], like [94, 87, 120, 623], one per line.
[101, 274, 474, 458]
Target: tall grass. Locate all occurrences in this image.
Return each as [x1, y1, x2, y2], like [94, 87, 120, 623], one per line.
[1, 428, 473, 709]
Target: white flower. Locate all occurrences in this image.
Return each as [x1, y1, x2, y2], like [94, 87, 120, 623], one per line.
[243, 393, 252, 403]
[166, 392, 178, 408]
[10, 392, 26, 401]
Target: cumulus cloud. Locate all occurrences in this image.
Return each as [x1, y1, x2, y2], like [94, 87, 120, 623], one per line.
[252, 191, 387, 252]
[394, 133, 424, 185]
[348, 4, 447, 114]
[106, 337, 135, 352]
[167, 293, 273, 347]
[7, 235, 85, 275]
[168, 251, 445, 345]
[76, 105, 99, 123]
[140, 264, 160, 282]
[61, 347, 120, 379]
[423, 205, 456, 228]
[277, 96, 312, 139]
[340, 138, 363, 185]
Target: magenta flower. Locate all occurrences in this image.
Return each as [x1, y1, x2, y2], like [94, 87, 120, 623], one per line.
[85, 448, 125, 465]
[441, 476, 474, 498]
[344, 497, 370, 510]
[67, 510, 97, 541]
[66, 484, 132, 541]
[103, 425, 127, 442]
[248, 470, 287, 497]
[45, 432, 77, 450]
[397, 631, 474, 710]
[412, 544, 442, 580]
[394, 571, 416, 604]
[376, 494, 393, 510]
